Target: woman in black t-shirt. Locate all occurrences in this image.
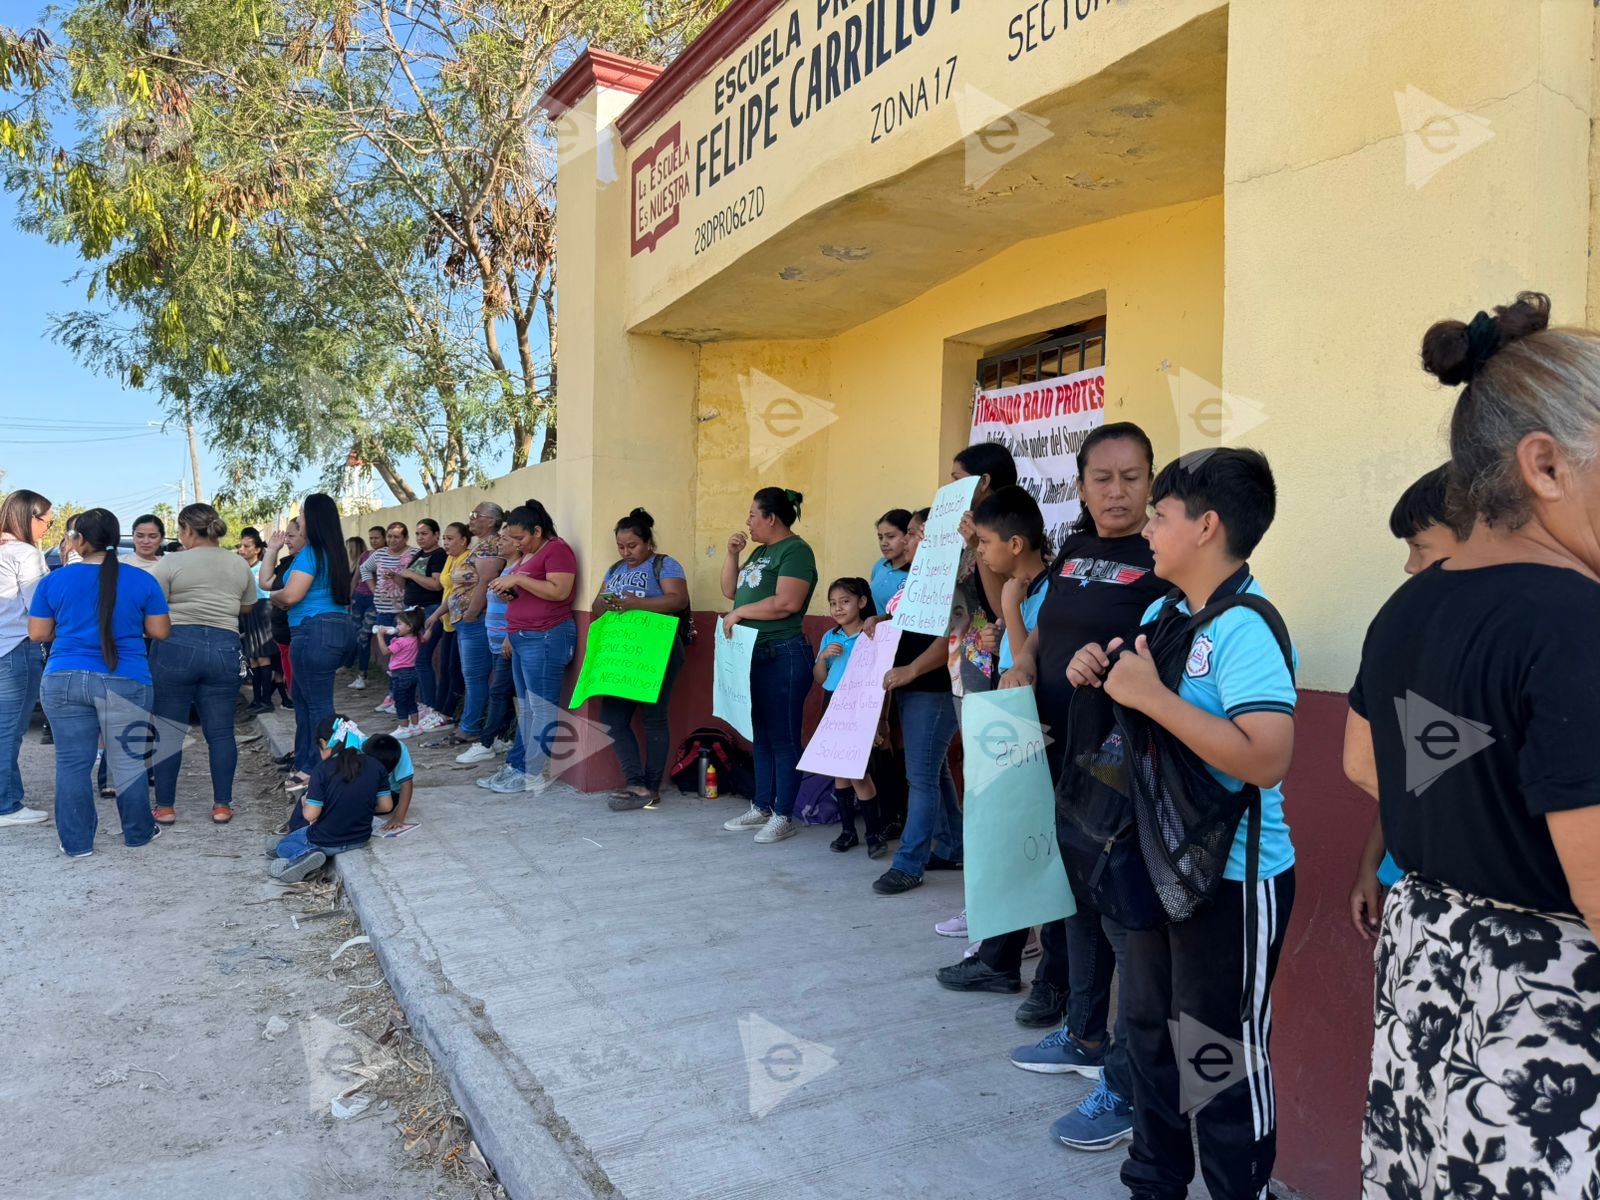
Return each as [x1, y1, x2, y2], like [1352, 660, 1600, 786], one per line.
[954, 423, 1168, 1140]
[1345, 293, 1600, 1198]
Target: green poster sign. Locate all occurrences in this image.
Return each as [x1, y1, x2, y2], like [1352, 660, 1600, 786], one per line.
[569, 611, 679, 708]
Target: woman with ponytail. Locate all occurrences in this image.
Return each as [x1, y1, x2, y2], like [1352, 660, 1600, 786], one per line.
[268, 494, 355, 778]
[718, 486, 818, 844]
[28, 507, 171, 857]
[149, 504, 257, 825]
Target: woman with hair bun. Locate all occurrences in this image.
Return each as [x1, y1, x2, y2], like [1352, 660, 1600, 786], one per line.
[1345, 292, 1600, 1197]
[593, 508, 691, 811]
[149, 503, 258, 825]
[28, 508, 171, 856]
[718, 486, 818, 844]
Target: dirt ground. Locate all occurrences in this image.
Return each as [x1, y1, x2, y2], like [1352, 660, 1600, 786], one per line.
[0, 711, 504, 1200]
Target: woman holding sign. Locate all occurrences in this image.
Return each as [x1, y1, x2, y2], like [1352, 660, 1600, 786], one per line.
[595, 508, 691, 812]
[719, 487, 818, 845]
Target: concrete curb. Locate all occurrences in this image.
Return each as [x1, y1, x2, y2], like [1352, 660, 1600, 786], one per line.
[259, 716, 608, 1200]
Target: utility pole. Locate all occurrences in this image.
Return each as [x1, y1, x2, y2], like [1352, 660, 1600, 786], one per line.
[178, 478, 187, 507]
[184, 396, 204, 504]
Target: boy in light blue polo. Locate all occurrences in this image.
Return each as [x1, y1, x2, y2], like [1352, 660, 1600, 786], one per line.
[1064, 448, 1296, 1198]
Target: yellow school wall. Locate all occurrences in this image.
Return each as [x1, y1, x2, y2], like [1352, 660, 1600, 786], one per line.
[1222, 0, 1595, 693]
[688, 196, 1223, 606]
[338, 462, 562, 544]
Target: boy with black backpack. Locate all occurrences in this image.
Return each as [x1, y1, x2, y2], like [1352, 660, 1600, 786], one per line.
[1067, 448, 1296, 1200]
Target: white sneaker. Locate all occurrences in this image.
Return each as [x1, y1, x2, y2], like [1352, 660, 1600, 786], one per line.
[456, 742, 496, 765]
[935, 910, 968, 938]
[416, 710, 442, 732]
[477, 766, 512, 790]
[491, 737, 514, 754]
[375, 696, 395, 714]
[722, 804, 770, 832]
[0, 806, 48, 826]
[753, 814, 797, 844]
[347, 675, 367, 690]
[393, 726, 416, 740]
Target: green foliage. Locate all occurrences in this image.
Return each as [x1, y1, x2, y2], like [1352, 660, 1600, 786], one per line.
[0, 0, 730, 507]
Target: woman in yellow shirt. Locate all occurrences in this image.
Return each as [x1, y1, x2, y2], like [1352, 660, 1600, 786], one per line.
[423, 522, 473, 732]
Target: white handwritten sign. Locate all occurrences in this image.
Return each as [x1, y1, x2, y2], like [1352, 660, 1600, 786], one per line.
[713, 622, 758, 741]
[797, 626, 901, 780]
[892, 475, 980, 637]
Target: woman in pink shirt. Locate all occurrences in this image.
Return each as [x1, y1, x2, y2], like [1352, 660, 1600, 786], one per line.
[481, 500, 577, 794]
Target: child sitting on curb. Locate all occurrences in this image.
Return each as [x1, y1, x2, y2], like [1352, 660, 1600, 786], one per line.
[268, 716, 394, 882]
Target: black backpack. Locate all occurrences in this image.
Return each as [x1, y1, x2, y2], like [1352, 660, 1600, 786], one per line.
[1057, 585, 1294, 932]
[668, 727, 756, 799]
[604, 555, 695, 646]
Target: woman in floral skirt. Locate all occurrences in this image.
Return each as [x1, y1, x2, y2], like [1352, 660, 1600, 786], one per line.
[1345, 292, 1600, 1199]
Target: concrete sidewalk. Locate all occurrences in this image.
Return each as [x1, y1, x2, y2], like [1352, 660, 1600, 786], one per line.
[261, 710, 1124, 1200]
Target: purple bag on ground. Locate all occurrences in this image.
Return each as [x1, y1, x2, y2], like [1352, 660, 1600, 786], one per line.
[793, 773, 840, 825]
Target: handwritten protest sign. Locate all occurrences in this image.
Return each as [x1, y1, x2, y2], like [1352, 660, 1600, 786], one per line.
[969, 366, 1106, 551]
[797, 626, 901, 779]
[892, 475, 980, 637]
[568, 611, 680, 708]
[713, 622, 758, 741]
[960, 688, 1076, 941]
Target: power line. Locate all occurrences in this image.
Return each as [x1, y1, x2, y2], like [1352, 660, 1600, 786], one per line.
[3, 432, 164, 444]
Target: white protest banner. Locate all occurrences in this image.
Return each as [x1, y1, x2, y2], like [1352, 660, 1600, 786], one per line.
[892, 475, 980, 637]
[969, 365, 1105, 551]
[713, 622, 758, 741]
[961, 688, 1076, 941]
[797, 626, 901, 780]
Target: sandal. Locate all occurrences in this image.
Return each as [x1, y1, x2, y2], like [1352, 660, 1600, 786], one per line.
[152, 806, 177, 825]
[212, 805, 233, 824]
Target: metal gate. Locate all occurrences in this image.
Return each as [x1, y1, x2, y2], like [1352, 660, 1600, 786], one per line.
[975, 321, 1105, 391]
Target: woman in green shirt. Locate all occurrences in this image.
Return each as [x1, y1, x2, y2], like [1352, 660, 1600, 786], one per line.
[719, 487, 818, 845]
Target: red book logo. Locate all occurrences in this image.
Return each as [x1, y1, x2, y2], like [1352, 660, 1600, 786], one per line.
[631, 124, 690, 256]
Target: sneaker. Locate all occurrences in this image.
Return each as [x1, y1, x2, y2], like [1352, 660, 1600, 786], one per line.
[1011, 1024, 1108, 1076]
[270, 849, 328, 883]
[935, 956, 1021, 993]
[754, 814, 797, 844]
[829, 828, 859, 852]
[347, 675, 367, 690]
[419, 709, 449, 732]
[375, 696, 395, 714]
[0, 806, 48, 826]
[608, 792, 654, 812]
[865, 833, 889, 859]
[456, 742, 496, 765]
[1051, 1079, 1133, 1151]
[392, 726, 416, 740]
[477, 766, 514, 790]
[722, 804, 770, 831]
[488, 769, 530, 794]
[1015, 980, 1070, 1028]
[491, 736, 514, 754]
[935, 910, 968, 938]
[872, 867, 924, 896]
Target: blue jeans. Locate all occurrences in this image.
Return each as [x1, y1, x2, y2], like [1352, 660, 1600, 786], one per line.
[749, 635, 812, 819]
[479, 640, 516, 749]
[150, 625, 244, 811]
[457, 620, 491, 737]
[40, 670, 159, 854]
[275, 825, 367, 860]
[416, 604, 442, 710]
[389, 667, 418, 720]
[505, 620, 577, 776]
[0, 639, 43, 814]
[290, 613, 354, 774]
[891, 690, 960, 877]
[347, 593, 376, 673]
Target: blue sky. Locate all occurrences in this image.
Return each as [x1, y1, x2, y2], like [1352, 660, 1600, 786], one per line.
[0, 0, 540, 525]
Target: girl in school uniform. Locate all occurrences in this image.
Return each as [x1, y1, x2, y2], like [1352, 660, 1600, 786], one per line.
[810, 577, 886, 858]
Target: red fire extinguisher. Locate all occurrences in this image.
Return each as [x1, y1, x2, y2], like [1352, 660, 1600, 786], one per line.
[705, 763, 719, 799]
